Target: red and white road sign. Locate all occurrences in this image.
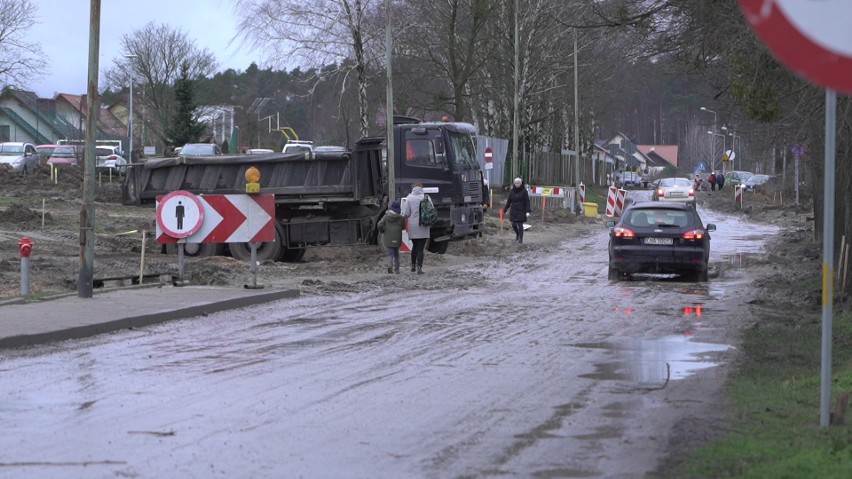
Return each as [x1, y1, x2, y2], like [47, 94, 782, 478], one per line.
[739, 0, 852, 93]
[484, 147, 494, 170]
[157, 194, 275, 244]
[157, 191, 204, 239]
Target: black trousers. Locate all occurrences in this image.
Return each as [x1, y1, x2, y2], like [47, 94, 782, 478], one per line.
[511, 221, 524, 242]
[411, 238, 427, 268]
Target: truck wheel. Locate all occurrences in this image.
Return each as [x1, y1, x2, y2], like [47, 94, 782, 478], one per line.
[280, 247, 306, 262]
[165, 242, 223, 257]
[228, 223, 284, 262]
[426, 239, 449, 254]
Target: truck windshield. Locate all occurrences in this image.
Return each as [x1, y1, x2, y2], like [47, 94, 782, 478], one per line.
[448, 132, 477, 168]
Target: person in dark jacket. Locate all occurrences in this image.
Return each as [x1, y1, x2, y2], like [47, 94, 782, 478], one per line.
[503, 177, 531, 243]
[716, 172, 725, 190]
[378, 200, 405, 274]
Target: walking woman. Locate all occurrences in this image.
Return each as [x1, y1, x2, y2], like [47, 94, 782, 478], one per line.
[403, 183, 430, 274]
[503, 177, 531, 243]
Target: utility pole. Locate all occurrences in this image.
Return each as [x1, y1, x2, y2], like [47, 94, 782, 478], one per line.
[79, 0, 101, 298]
[511, 0, 520, 181]
[385, 0, 395, 203]
[573, 28, 580, 214]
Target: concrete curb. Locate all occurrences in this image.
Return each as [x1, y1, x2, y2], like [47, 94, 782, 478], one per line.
[0, 288, 299, 350]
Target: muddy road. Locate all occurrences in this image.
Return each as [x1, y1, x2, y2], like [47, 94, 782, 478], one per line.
[0, 191, 780, 479]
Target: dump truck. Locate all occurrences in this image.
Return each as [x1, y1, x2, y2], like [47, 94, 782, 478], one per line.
[122, 118, 486, 261]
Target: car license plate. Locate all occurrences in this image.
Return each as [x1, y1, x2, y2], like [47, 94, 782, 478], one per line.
[668, 191, 684, 197]
[645, 237, 673, 245]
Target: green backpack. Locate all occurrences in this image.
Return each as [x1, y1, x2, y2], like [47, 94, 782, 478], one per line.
[419, 194, 438, 226]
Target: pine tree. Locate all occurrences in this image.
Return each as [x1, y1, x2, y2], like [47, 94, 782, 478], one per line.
[167, 62, 206, 147]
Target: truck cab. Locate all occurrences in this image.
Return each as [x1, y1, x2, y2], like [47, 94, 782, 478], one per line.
[389, 120, 484, 252]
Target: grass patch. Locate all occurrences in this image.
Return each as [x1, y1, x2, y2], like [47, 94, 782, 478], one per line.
[585, 185, 610, 212]
[656, 311, 852, 478]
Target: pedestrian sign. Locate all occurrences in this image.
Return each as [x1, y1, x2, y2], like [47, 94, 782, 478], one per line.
[156, 191, 204, 239]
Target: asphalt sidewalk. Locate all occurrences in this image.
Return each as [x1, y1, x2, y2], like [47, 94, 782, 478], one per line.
[0, 285, 300, 349]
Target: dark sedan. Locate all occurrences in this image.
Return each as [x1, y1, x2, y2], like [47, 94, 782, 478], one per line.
[607, 201, 716, 282]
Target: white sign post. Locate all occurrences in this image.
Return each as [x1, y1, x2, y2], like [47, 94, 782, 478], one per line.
[740, 0, 852, 427]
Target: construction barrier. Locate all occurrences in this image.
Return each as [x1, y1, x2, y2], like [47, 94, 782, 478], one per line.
[579, 182, 586, 204]
[606, 186, 618, 216]
[615, 188, 627, 217]
[528, 185, 574, 211]
[734, 184, 744, 209]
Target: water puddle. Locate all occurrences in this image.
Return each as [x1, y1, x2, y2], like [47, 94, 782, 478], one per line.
[720, 252, 768, 269]
[576, 335, 733, 384]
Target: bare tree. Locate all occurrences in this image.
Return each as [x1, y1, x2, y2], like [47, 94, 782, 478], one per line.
[0, 0, 46, 87]
[103, 22, 218, 148]
[231, 0, 380, 138]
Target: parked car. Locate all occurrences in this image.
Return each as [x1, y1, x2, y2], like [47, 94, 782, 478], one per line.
[615, 170, 642, 188]
[282, 140, 314, 154]
[36, 144, 59, 165]
[651, 177, 696, 205]
[607, 201, 716, 282]
[743, 174, 770, 192]
[95, 146, 128, 175]
[178, 143, 223, 156]
[726, 170, 753, 188]
[246, 148, 275, 155]
[46, 145, 82, 167]
[0, 142, 40, 174]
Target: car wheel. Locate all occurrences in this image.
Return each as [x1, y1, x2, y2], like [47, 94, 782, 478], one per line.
[608, 265, 621, 281]
[697, 267, 709, 283]
[280, 246, 306, 262]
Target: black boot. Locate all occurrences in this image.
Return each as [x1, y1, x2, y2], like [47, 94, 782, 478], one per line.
[417, 266, 423, 275]
[411, 264, 416, 272]
[388, 267, 393, 274]
[394, 267, 400, 274]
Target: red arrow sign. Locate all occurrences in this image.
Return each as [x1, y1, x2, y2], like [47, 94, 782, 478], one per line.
[157, 194, 275, 244]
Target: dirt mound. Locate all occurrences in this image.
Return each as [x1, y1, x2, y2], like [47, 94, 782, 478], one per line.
[0, 203, 53, 227]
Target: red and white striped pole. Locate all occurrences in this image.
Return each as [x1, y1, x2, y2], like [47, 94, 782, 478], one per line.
[605, 186, 617, 216]
[734, 184, 743, 209]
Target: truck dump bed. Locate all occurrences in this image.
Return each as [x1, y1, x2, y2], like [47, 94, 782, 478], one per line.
[122, 150, 383, 206]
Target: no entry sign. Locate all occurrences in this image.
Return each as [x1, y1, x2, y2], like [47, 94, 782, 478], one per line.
[739, 0, 852, 93]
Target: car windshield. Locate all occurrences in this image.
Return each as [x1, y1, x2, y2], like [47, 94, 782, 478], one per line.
[627, 208, 691, 228]
[660, 178, 691, 187]
[180, 144, 215, 155]
[0, 144, 24, 155]
[51, 146, 78, 157]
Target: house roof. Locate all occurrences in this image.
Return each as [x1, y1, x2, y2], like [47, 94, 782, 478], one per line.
[55, 93, 126, 138]
[638, 145, 678, 167]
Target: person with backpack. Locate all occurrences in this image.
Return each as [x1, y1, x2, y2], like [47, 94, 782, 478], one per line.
[503, 177, 531, 243]
[402, 183, 432, 274]
[377, 200, 404, 274]
[708, 172, 717, 191]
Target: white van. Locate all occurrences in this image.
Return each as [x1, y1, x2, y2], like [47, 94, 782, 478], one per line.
[282, 140, 314, 155]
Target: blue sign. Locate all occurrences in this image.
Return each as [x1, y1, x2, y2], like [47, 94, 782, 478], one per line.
[791, 144, 806, 157]
[695, 162, 710, 173]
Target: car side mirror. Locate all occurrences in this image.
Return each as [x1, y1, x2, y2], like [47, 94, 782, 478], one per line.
[605, 221, 615, 228]
[706, 224, 716, 232]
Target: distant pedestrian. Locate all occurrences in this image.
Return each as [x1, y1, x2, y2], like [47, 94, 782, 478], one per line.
[708, 172, 717, 191]
[694, 174, 704, 191]
[503, 177, 531, 243]
[378, 200, 404, 274]
[716, 172, 725, 190]
[402, 183, 430, 274]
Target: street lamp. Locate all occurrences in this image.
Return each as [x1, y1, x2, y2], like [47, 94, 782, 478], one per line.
[699, 107, 717, 171]
[125, 54, 138, 161]
[707, 130, 725, 171]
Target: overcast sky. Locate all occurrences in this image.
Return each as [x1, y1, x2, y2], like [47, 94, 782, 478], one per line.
[28, 0, 260, 98]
